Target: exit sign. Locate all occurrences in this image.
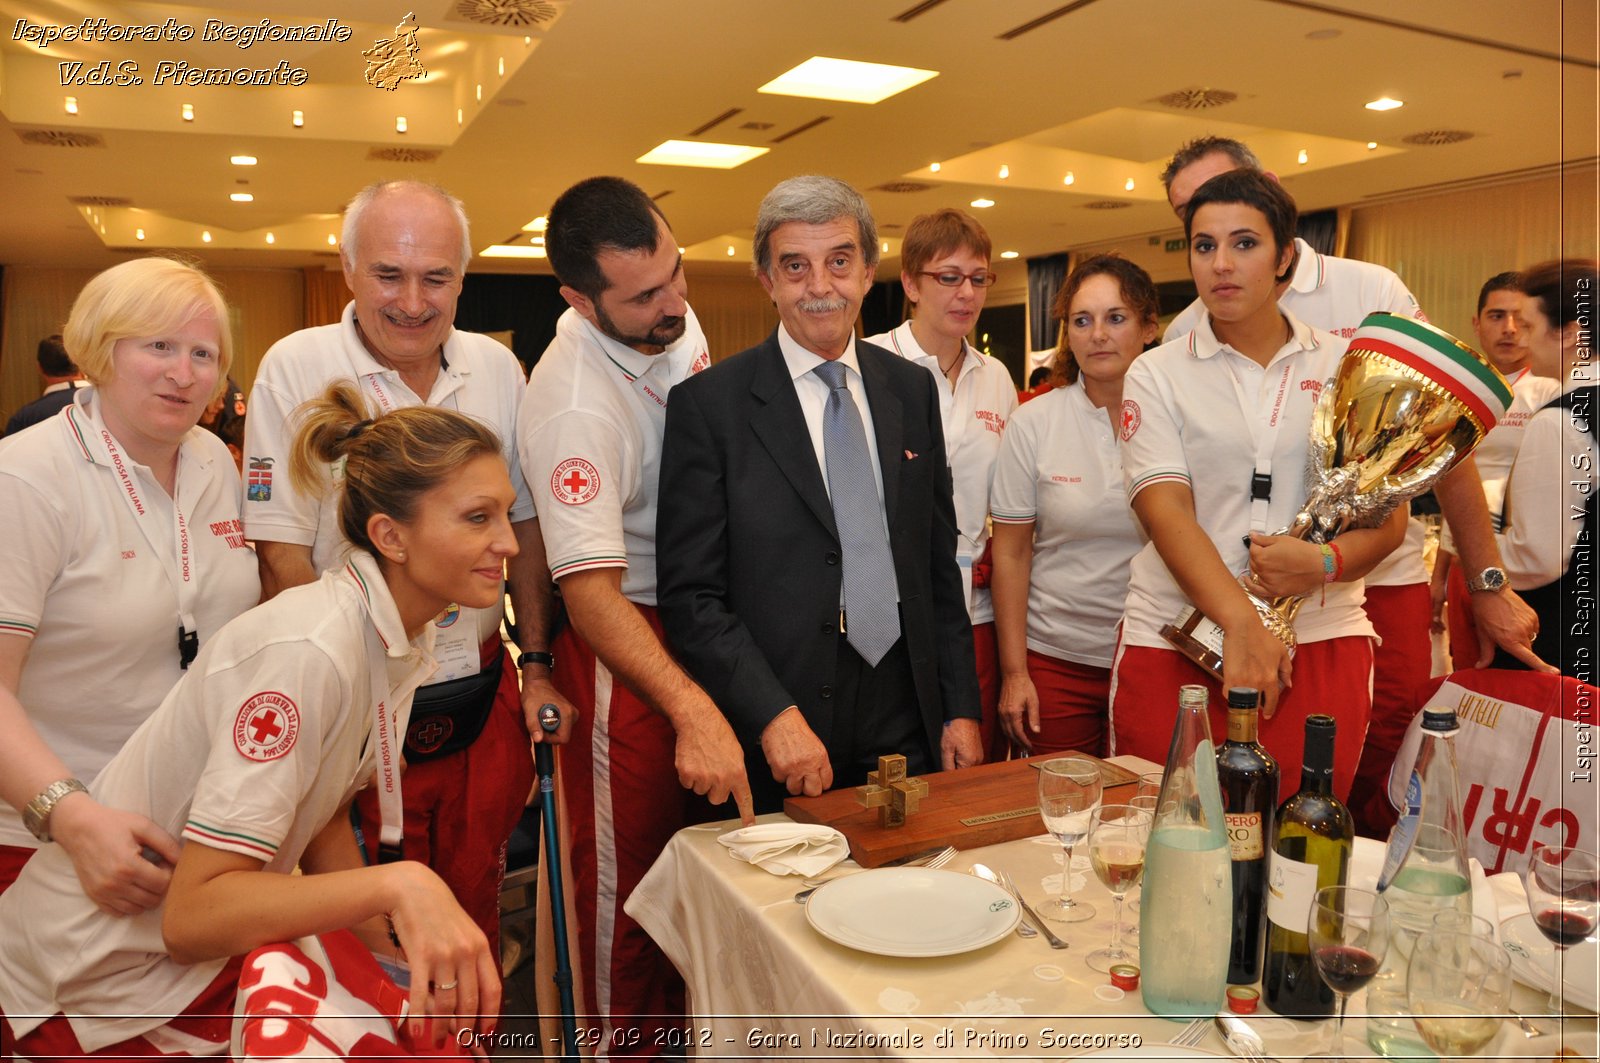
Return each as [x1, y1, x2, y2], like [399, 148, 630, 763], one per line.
[1165, 238, 1189, 252]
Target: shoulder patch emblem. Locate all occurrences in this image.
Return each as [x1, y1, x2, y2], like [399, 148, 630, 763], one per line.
[551, 457, 601, 506]
[246, 456, 274, 502]
[1120, 399, 1142, 442]
[233, 691, 300, 762]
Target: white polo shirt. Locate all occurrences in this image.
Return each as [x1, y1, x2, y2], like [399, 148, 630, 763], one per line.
[1121, 310, 1373, 649]
[517, 306, 710, 606]
[0, 552, 434, 1051]
[1441, 366, 1563, 552]
[864, 321, 1017, 624]
[1498, 370, 1591, 588]
[244, 302, 534, 653]
[990, 382, 1145, 666]
[1164, 239, 1430, 589]
[0, 391, 260, 849]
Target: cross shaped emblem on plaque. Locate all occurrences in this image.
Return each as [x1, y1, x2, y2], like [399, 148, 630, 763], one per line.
[855, 753, 928, 827]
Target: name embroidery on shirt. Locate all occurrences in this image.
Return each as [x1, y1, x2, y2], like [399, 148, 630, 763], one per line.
[975, 409, 1006, 435]
[210, 519, 248, 549]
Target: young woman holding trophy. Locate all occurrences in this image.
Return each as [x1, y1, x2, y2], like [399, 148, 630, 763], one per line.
[1109, 170, 1406, 797]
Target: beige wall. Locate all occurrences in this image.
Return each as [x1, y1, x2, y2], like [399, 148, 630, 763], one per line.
[1, 266, 303, 428]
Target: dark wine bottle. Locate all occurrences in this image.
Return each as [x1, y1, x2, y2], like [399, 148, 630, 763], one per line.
[1217, 686, 1279, 984]
[1262, 714, 1352, 1019]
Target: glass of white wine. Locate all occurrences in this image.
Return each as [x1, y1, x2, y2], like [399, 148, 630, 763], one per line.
[1036, 756, 1102, 923]
[1407, 929, 1511, 1061]
[1085, 804, 1151, 972]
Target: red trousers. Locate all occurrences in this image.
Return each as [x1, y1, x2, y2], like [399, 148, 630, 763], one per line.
[1446, 562, 1481, 670]
[1350, 583, 1434, 835]
[972, 622, 1003, 762]
[1018, 650, 1110, 757]
[0, 843, 33, 896]
[553, 604, 686, 1058]
[1110, 637, 1373, 801]
[358, 638, 533, 954]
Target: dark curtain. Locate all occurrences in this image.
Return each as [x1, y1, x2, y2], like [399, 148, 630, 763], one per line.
[860, 278, 908, 339]
[1298, 209, 1338, 256]
[1026, 253, 1068, 351]
[455, 273, 567, 372]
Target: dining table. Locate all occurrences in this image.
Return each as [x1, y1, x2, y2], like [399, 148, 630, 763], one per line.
[625, 755, 1598, 1061]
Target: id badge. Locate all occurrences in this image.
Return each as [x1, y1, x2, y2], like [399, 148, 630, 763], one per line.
[430, 605, 479, 681]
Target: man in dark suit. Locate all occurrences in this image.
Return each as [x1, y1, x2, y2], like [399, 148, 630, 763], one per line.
[3, 336, 83, 437]
[658, 175, 983, 813]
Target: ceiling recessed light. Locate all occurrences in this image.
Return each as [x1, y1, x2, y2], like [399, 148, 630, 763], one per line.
[881, 241, 889, 253]
[292, 110, 304, 128]
[1367, 141, 1378, 150]
[497, 57, 505, 77]
[998, 165, 1009, 180]
[265, 232, 275, 244]
[328, 234, 337, 245]
[181, 103, 194, 122]
[480, 244, 547, 258]
[475, 84, 483, 101]
[523, 216, 548, 232]
[1063, 172, 1075, 185]
[135, 228, 146, 241]
[677, 246, 685, 254]
[999, 250, 1019, 259]
[230, 193, 254, 203]
[457, 108, 464, 125]
[970, 198, 995, 209]
[230, 155, 257, 166]
[758, 56, 937, 104]
[930, 162, 941, 173]
[523, 35, 531, 45]
[201, 230, 212, 243]
[1124, 178, 1136, 191]
[1365, 96, 1404, 111]
[395, 116, 407, 134]
[636, 140, 769, 169]
[726, 245, 736, 256]
[1297, 149, 1309, 164]
[64, 96, 78, 115]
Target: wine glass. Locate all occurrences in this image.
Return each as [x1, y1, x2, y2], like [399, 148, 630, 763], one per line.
[1135, 771, 1163, 802]
[1524, 846, 1600, 1014]
[1037, 756, 1102, 922]
[1085, 804, 1151, 972]
[1307, 885, 1390, 1061]
[1126, 793, 1158, 918]
[1407, 929, 1512, 1061]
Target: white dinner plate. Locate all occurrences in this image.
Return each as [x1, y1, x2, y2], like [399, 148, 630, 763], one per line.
[805, 866, 1019, 957]
[1070, 1046, 1226, 1058]
[1500, 912, 1599, 1012]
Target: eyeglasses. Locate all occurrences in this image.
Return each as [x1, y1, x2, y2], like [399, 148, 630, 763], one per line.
[919, 270, 999, 288]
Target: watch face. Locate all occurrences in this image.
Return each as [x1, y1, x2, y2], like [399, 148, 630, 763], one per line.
[1476, 568, 1507, 591]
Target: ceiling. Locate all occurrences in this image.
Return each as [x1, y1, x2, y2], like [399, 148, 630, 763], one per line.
[0, 0, 1594, 282]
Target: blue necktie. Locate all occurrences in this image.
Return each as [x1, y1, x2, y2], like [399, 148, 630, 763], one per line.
[814, 360, 901, 665]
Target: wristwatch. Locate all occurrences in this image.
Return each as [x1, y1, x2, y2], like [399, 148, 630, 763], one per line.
[1466, 567, 1509, 593]
[516, 649, 555, 671]
[22, 778, 88, 842]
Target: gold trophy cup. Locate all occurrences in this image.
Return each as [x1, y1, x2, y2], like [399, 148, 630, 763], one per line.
[1164, 313, 1515, 681]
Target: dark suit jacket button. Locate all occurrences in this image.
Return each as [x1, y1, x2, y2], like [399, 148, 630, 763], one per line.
[820, 685, 833, 699]
[821, 620, 835, 634]
[825, 551, 840, 565]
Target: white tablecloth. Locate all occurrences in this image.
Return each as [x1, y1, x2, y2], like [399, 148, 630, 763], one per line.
[627, 758, 1597, 1061]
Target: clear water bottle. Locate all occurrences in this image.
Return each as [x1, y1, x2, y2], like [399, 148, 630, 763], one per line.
[1141, 684, 1233, 1019]
[1367, 708, 1473, 1058]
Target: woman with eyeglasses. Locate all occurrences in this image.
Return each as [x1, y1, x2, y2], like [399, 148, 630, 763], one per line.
[865, 209, 1017, 760]
[989, 255, 1156, 757]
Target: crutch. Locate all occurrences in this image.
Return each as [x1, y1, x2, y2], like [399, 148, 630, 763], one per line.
[534, 702, 580, 1062]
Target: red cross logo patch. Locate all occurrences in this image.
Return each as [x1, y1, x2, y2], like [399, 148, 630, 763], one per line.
[407, 715, 454, 754]
[1120, 399, 1142, 442]
[551, 457, 601, 506]
[233, 691, 301, 762]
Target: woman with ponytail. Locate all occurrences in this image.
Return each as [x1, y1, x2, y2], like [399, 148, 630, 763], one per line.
[0, 381, 510, 1059]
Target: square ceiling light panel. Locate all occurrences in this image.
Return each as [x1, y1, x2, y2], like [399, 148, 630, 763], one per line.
[759, 57, 938, 104]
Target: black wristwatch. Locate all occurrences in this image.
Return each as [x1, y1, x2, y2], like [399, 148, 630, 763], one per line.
[1466, 567, 1508, 593]
[516, 649, 555, 670]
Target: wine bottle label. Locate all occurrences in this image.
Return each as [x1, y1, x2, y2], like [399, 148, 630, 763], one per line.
[1187, 612, 1226, 657]
[1266, 851, 1319, 929]
[1225, 811, 1264, 859]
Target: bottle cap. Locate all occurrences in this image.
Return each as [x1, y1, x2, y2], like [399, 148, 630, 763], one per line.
[1422, 709, 1458, 731]
[1226, 985, 1260, 1014]
[1109, 963, 1140, 990]
[1304, 713, 1337, 772]
[1227, 687, 1261, 709]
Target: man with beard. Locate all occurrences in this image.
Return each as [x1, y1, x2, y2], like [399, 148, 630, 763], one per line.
[243, 180, 572, 971]
[516, 176, 753, 1054]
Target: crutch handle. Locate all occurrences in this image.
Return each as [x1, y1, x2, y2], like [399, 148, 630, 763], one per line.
[534, 703, 559, 774]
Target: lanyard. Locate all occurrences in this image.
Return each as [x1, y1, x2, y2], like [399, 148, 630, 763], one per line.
[89, 408, 201, 667]
[1220, 354, 1299, 534]
[364, 594, 407, 858]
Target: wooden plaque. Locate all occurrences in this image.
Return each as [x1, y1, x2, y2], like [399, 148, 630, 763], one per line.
[784, 751, 1138, 867]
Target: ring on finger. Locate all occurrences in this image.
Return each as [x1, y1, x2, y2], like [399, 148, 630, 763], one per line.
[434, 979, 458, 992]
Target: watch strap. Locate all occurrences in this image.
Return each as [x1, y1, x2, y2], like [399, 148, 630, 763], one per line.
[516, 649, 555, 671]
[22, 778, 89, 842]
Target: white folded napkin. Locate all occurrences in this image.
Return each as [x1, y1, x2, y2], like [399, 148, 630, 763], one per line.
[717, 823, 848, 876]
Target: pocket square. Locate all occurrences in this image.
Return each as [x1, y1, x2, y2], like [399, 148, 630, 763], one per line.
[904, 449, 918, 460]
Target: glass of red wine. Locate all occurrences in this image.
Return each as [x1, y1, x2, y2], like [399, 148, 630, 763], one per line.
[1307, 885, 1390, 1061]
[1524, 846, 1600, 1014]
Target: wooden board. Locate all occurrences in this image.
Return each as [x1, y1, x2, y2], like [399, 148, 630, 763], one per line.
[784, 752, 1139, 867]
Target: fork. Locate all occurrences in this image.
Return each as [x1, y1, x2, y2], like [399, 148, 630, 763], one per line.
[799, 844, 956, 888]
[1168, 1017, 1208, 1047]
[793, 845, 955, 903]
[993, 868, 1069, 950]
